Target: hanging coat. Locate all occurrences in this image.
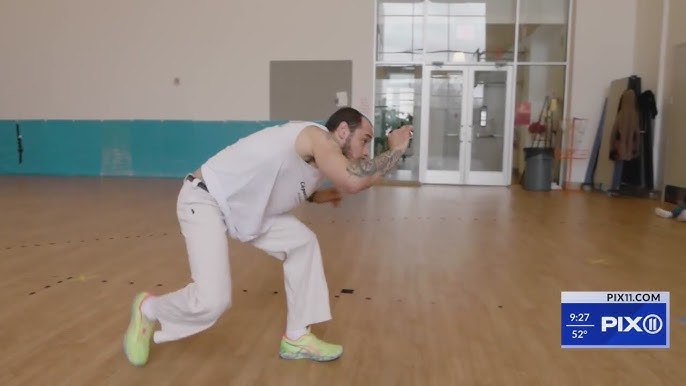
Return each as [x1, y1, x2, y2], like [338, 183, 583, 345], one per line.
[609, 89, 640, 161]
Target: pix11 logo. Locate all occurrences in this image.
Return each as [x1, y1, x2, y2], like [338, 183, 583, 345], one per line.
[601, 314, 664, 335]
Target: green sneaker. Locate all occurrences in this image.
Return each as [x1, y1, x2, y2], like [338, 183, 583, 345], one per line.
[279, 332, 343, 362]
[123, 292, 155, 366]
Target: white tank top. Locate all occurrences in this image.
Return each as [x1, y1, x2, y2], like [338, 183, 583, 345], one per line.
[200, 121, 327, 241]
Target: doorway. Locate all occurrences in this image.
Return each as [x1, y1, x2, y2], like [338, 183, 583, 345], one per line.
[418, 64, 514, 186]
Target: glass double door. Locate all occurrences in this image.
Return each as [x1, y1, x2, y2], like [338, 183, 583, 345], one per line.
[418, 65, 513, 185]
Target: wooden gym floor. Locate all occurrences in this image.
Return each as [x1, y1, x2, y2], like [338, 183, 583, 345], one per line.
[1, 175, 684, 385]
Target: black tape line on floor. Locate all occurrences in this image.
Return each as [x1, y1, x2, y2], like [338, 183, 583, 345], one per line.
[3, 232, 173, 250]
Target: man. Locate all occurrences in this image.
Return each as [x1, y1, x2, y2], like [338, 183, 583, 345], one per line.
[123, 107, 413, 366]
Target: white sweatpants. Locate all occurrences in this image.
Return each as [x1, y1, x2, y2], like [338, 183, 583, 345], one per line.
[149, 178, 332, 344]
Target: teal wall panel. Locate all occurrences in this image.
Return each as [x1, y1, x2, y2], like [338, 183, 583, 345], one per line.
[101, 120, 133, 176]
[1, 120, 102, 176]
[0, 121, 17, 171]
[0, 119, 291, 178]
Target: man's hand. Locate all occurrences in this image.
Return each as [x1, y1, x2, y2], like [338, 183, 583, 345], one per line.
[387, 125, 413, 152]
[309, 187, 342, 207]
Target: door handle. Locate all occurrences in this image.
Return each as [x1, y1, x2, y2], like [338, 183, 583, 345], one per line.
[475, 133, 504, 139]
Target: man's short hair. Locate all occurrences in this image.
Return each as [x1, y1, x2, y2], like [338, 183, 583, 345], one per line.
[325, 107, 369, 132]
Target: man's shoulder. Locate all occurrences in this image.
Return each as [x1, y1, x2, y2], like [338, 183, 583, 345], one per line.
[294, 121, 328, 133]
[279, 120, 326, 129]
[294, 123, 333, 160]
[297, 122, 330, 142]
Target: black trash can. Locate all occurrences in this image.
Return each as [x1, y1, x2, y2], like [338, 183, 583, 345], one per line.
[523, 147, 554, 191]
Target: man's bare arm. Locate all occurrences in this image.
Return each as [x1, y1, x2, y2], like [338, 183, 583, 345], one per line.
[309, 131, 375, 193]
[307, 133, 399, 193]
[346, 148, 404, 177]
[305, 125, 411, 194]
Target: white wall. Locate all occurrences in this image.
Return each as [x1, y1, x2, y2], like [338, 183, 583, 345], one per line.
[0, 0, 375, 121]
[566, 0, 639, 183]
[662, 0, 686, 102]
[1, 0, 672, 185]
[633, 0, 663, 94]
[659, 0, 686, 190]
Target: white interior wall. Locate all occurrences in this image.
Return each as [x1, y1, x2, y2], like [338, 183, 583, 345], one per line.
[633, 0, 663, 94]
[566, 0, 639, 183]
[0, 0, 672, 185]
[658, 0, 686, 189]
[0, 0, 375, 121]
[662, 0, 686, 103]
[631, 0, 664, 188]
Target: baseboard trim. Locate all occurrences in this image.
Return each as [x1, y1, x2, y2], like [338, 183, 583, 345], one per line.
[565, 182, 583, 190]
[377, 179, 421, 187]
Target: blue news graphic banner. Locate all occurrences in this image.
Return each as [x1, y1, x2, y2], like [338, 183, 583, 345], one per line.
[561, 291, 669, 348]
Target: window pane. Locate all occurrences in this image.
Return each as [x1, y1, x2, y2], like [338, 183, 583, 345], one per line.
[517, 0, 569, 62]
[425, 0, 516, 63]
[377, 16, 423, 62]
[374, 65, 422, 180]
[470, 70, 508, 172]
[379, 0, 423, 16]
[513, 65, 566, 174]
[427, 69, 463, 171]
[377, 1, 424, 62]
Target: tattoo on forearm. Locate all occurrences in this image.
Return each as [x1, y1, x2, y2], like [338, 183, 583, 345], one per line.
[346, 149, 404, 177]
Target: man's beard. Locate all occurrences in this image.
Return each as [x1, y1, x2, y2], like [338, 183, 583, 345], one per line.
[341, 135, 353, 158]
